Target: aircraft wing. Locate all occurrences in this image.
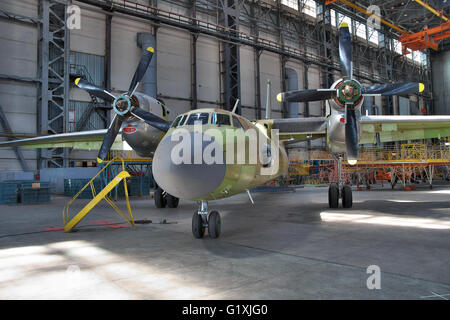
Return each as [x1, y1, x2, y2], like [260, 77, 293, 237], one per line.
[0, 129, 123, 150]
[360, 115, 450, 144]
[256, 117, 327, 142]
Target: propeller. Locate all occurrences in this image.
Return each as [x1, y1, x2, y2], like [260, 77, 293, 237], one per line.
[275, 22, 425, 165]
[339, 22, 353, 79]
[276, 89, 336, 103]
[130, 107, 171, 132]
[74, 78, 115, 102]
[98, 115, 123, 161]
[344, 106, 358, 165]
[127, 47, 155, 97]
[75, 46, 170, 162]
[362, 82, 425, 96]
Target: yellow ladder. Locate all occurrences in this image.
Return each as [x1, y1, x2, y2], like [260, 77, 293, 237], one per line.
[63, 158, 135, 232]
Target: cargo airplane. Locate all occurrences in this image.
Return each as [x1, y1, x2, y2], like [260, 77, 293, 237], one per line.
[1, 24, 450, 239]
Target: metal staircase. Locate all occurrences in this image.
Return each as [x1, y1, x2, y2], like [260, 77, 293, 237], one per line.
[69, 64, 108, 131]
[63, 158, 135, 232]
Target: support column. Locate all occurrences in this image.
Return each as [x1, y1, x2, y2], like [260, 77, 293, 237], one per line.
[218, 0, 241, 114]
[255, 49, 262, 119]
[105, 14, 112, 125]
[191, 33, 198, 110]
[37, 0, 70, 168]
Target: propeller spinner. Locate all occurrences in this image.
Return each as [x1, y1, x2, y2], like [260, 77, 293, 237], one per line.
[277, 22, 425, 164]
[75, 47, 171, 162]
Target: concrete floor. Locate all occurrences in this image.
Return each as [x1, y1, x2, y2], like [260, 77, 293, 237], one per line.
[0, 183, 449, 299]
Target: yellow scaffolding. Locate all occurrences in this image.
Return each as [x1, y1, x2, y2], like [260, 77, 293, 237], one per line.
[63, 158, 135, 232]
[354, 143, 450, 165]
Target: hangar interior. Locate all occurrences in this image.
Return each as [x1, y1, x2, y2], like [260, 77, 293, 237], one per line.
[1, 0, 448, 170]
[0, 0, 449, 300]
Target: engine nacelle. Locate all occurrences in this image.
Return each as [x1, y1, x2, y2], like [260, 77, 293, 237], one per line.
[122, 92, 167, 157]
[326, 79, 363, 155]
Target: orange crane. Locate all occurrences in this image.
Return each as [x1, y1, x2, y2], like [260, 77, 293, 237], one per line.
[326, 0, 450, 53]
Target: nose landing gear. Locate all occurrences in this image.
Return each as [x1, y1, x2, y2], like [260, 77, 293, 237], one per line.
[328, 156, 353, 209]
[192, 201, 221, 239]
[154, 186, 179, 208]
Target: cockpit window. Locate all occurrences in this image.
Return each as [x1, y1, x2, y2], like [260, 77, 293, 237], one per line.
[171, 114, 187, 128]
[211, 113, 231, 126]
[185, 112, 210, 125]
[232, 115, 243, 129]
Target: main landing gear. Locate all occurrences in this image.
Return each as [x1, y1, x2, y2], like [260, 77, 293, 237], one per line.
[192, 201, 221, 239]
[328, 156, 353, 209]
[154, 186, 179, 208]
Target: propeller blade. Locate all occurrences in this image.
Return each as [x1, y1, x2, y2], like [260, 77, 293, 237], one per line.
[130, 107, 171, 132]
[127, 47, 155, 96]
[339, 22, 353, 79]
[277, 89, 336, 103]
[345, 106, 358, 165]
[362, 82, 425, 96]
[97, 115, 123, 162]
[74, 78, 115, 102]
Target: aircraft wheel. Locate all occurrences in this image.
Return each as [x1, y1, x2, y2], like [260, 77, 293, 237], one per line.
[192, 212, 205, 239]
[342, 185, 353, 208]
[166, 194, 179, 208]
[328, 183, 339, 208]
[208, 211, 221, 239]
[154, 187, 166, 208]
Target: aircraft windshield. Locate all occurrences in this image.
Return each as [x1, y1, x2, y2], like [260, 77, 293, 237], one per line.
[211, 113, 231, 126]
[185, 112, 210, 125]
[171, 114, 187, 128]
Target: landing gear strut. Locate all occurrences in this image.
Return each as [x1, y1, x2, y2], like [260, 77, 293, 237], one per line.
[154, 186, 179, 208]
[192, 201, 221, 239]
[328, 156, 353, 209]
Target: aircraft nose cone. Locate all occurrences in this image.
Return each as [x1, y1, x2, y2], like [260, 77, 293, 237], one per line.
[152, 131, 226, 200]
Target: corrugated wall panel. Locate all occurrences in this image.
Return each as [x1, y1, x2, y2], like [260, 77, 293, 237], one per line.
[70, 52, 105, 87]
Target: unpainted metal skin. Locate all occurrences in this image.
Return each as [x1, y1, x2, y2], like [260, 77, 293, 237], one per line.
[152, 109, 289, 201]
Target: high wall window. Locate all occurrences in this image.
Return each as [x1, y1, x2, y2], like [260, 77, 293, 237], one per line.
[367, 26, 378, 44]
[330, 9, 336, 27]
[337, 14, 352, 33]
[355, 21, 366, 40]
[392, 39, 402, 54]
[302, 0, 316, 17]
[279, 0, 317, 17]
[281, 0, 298, 10]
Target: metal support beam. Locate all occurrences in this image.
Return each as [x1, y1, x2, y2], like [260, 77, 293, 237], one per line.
[37, 0, 70, 168]
[218, 0, 241, 114]
[105, 13, 112, 126]
[255, 49, 262, 120]
[191, 33, 198, 110]
[0, 103, 29, 171]
[0, 8, 40, 25]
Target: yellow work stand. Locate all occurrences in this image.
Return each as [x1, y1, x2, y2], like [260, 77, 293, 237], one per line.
[63, 159, 136, 232]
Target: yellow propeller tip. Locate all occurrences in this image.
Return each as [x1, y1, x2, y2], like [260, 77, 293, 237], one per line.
[74, 78, 81, 85]
[276, 93, 283, 102]
[340, 22, 349, 28]
[96, 157, 104, 164]
[146, 47, 154, 53]
[419, 83, 425, 93]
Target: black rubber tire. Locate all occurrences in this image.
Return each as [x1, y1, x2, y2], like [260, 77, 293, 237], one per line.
[328, 183, 339, 208]
[342, 185, 353, 208]
[208, 211, 221, 239]
[154, 187, 166, 208]
[166, 194, 179, 208]
[192, 212, 205, 239]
